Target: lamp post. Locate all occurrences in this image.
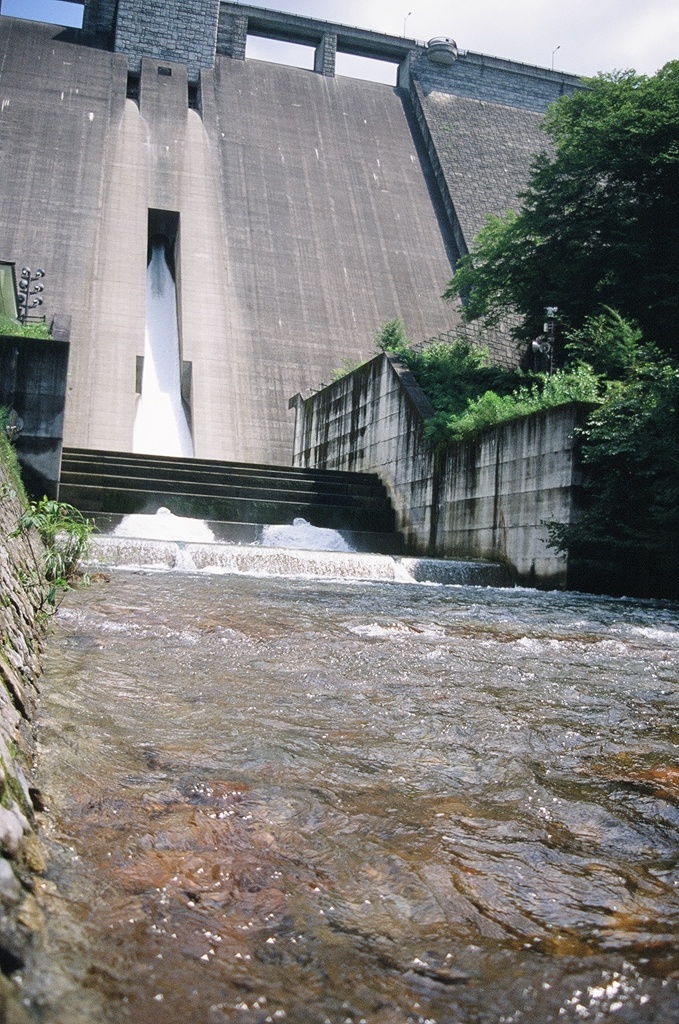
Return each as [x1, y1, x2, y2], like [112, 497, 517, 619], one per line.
[17, 266, 45, 324]
[531, 306, 558, 374]
[551, 45, 561, 70]
[403, 11, 412, 36]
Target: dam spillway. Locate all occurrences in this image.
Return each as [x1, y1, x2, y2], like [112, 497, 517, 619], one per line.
[134, 240, 194, 459]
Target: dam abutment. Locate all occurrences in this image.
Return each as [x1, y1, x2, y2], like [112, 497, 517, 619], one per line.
[291, 353, 591, 589]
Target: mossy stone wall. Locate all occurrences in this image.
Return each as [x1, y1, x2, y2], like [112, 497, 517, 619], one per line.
[0, 457, 48, 1018]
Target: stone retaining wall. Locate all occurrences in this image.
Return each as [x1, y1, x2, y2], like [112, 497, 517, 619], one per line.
[0, 456, 47, 1016]
[114, 0, 221, 81]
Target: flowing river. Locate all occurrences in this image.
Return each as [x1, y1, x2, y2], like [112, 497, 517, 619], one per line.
[31, 568, 679, 1023]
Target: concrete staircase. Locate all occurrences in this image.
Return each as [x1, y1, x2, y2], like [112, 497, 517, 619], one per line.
[58, 448, 403, 554]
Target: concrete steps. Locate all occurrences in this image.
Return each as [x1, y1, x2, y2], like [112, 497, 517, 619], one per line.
[59, 448, 402, 553]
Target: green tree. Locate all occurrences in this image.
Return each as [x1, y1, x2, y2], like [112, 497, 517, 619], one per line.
[374, 318, 411, 355]
[446, 64, 679, 356]
[548, 358, 679, 597]
[564, 307, 644, 379]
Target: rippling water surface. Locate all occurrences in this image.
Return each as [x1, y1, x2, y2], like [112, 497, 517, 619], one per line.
[35, 571, 679, 1023]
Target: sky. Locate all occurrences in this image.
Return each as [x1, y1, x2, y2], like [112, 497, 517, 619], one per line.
[2, 0, 677, 82]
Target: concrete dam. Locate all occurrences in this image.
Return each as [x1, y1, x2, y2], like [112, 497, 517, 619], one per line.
[0, 1, 581, 468]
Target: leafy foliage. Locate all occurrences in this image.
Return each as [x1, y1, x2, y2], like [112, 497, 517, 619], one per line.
[447, 365, 601, 441]
[1, 431, 93, 608]
[446, 64, 679, 355]
[377, 320, 598, 444]
[406, 340, 523, 442]
[0, 315, 52, 339]
[0, 407, 29, 504]
[374, 319, 411, 354]
[11, 498, 95, 602]
[564, 306, 645, 379]
[548, 358, 679, 596]
[376, 321, 524, 442]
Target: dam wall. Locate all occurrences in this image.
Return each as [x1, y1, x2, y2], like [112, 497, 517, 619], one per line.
[0, 3, 581, 465]
[291, 354, 590, 588]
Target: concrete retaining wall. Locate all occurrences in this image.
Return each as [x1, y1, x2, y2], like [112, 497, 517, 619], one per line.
[291, 355, 436, 552]
[291, 353, 589, 587]
[0, 335, 69, 500]
[433, 405, 589, 587]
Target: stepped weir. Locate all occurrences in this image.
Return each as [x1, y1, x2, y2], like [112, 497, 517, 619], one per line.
[58, 448, 510, 584]
[59, 447, 400, 548]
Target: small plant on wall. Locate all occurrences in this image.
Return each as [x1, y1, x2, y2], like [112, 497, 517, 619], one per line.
[0, 315, 52, 339]
[10, 498, 95, 609]
[0, 406, 28, 503]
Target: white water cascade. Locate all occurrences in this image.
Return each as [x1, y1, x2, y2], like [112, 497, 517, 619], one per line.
[113, 507, 215, 543]
[261, 517, 353, 552]
[92, 521, 511, 586]
[133, 241, 194, 458]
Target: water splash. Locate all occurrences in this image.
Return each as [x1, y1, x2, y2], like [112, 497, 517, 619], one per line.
[261, 517, 352, 552]
[113, 507, 215, 543]
[133, 243, 193, 458]
[88, 534, 511, 586]
[105, 512, 509, 585]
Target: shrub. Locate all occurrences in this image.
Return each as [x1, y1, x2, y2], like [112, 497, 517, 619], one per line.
[11, 498, 95, 592]
[443, 365, 601, 441]
[374, 318, 410, 355]
[376, 322, 600, 444]
[0, 407, 28, 505]
[564, 307, 644, 380]
[0, 315, 52, 339]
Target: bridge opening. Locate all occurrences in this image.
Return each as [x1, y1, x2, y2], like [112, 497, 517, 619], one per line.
[335, 52, 399, 86]
[246, 35, 315, 72]
[0, 0, 84, 28]
[244, 34, 400, 86]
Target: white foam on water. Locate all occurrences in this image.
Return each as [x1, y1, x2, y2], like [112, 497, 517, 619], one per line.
[347, 622, 447, 639]
[88, 535, 509, 587]
[261, 517, 353, 552]
[113, 508, 215, 543]
[173, 546, 198, 571]
[393, 560, 416, 583]
[190, 544, 394, 581]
